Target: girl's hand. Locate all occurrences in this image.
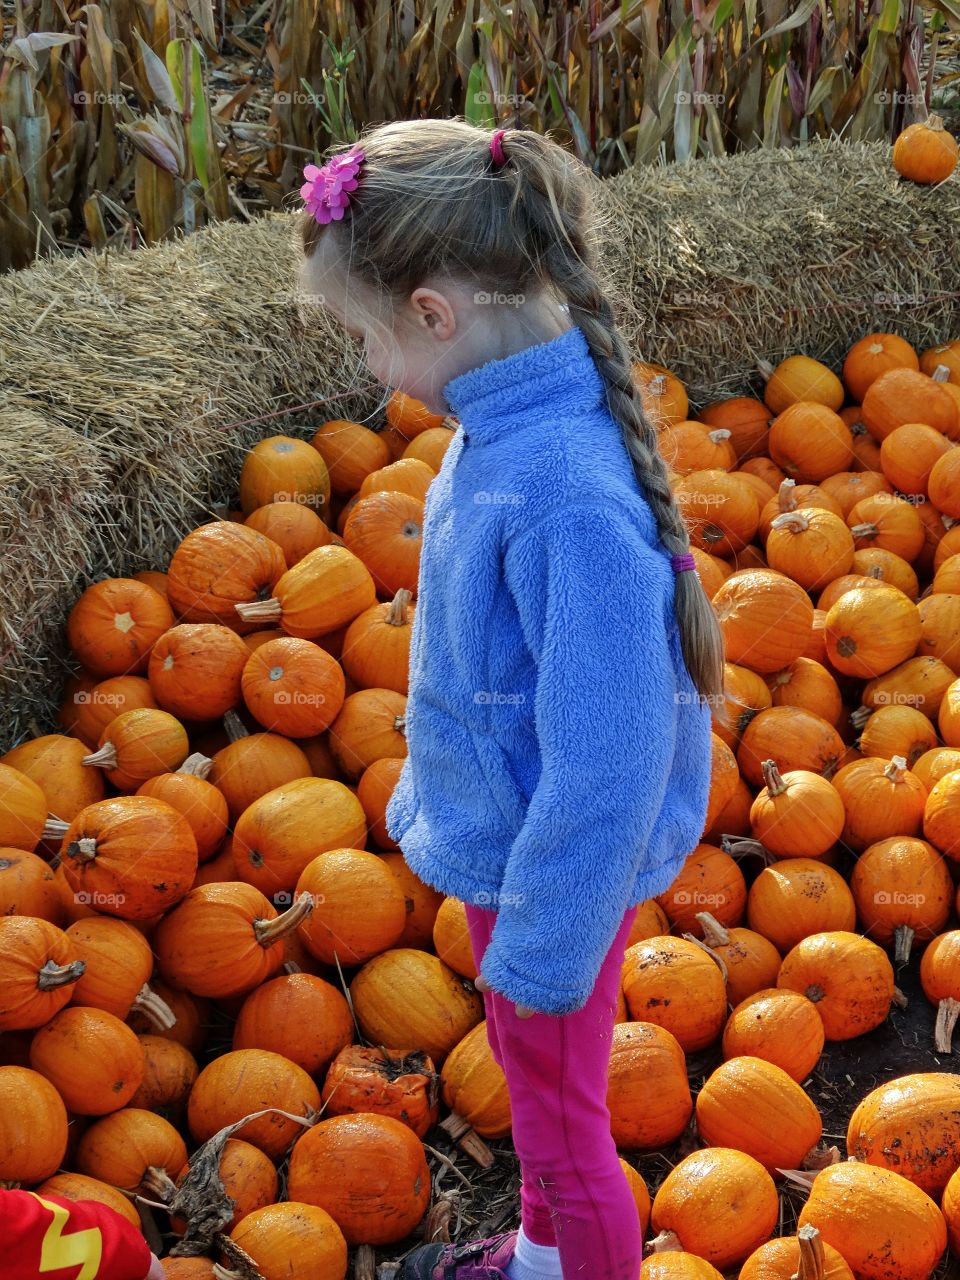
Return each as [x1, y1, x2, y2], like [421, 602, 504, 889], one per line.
[474, 974, 536, 1018]
[146, 1254, 166, 1280]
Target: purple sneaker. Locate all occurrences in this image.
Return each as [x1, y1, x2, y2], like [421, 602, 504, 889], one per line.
[399, 1230, 518, 1279]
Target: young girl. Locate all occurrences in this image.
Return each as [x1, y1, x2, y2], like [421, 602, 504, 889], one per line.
[299, 120, 722, 1280]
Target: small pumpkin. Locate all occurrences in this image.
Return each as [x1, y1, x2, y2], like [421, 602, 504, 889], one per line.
[66, 916, 175, 1025]
[357, 757, 405, 850]
[655, 843, 746, 935]
[674, 470, 759, 555]
[737, 706, 844, 787]
[847, 1072, 960, 1196]
[0, 848, 62, 922]
[824, 585, 920, 679]
[381, 854, 444, 948]
[606, 1020, 692, 1150]
[880, 421, 953, 497]
[843, 332, 920, 401]
[722, 988, 824, 1083]
[692, 913, 782, 1007]
[166, 521, 286, 629]
[225, 1201, 346, 1280]
[234, 543, 377, 638]
[768, 402, 853, 482]
[342, 491, 425, 597]
[66, 578, 174, 677]
[402, 424, 453, 471]
[296, 848, 407, 965]
[747, 859, 856, 954]
[0, 763, 48, 851]
[432, 895, 478, 979]
[233, 972, 353, 1076]
[358, 457, 435, 502]
[749, 760, 844, 859]
[311, 419, 391, 495]
[322, 1045, 439, 1138]
[244, 500, 331, 566]
[386, 392, 448, 437]
[82, 707, 190, 792]
[137, 756, 229, 862]
[0, 1065, 68, 1183]
[76, 1106, 187, 1192]
[920, 594, 960, 671]
[286, 1112, 430, 1245]
[148, 623, 251, 721]
[776, 930, 895, 1041]
[893, 112, 959, 184]
[0, 916, 85, 1030]
[634, 362, 690, 426]
[2, 734, 105, 823]
[67, 675, 159, 749]
[241, 636, 345, 737]
[36, 1173, 141, 1228]
[622, 937, 727, 1052]
[172, 1137, 278, 1238]
[711, 569, 814, 674]
[861, 655, 954, 721]
[341, 590, 414, 695]
[208, 728, 311, 822]
[920, 930, 960, 1051]
[861, 366, 959, 441]
[127, 979, 209, 1056]
[439, 1021, 512, 1139]
[923, 768, 960, 859]
[129, 1034, 199, 1113]
[833, 755, 926, 851]
[698, 396, 771, 460]
[766, 657, 842, 726]
[328, 688, 407, 781]
[765, 509, 854, 592]
[29, 1006, 145, 1114]
[760, 356, 845, 415]
[189, 1048, 321, 1158]
[239, 434, 331, 514]
[850, 837, 953, 963]
[739, 1227, 855, 1280]
[913, 746, 960, 791]
[657, 421, 735, 475]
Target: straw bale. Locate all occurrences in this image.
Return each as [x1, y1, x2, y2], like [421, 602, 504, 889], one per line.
[601, 138, 960, 405]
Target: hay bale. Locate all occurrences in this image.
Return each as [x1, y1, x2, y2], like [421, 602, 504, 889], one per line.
[0, 398, 108, 742]
[601, 138, 960, 404]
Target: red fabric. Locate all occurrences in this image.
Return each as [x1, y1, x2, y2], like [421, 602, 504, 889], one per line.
[1, 1189, 151, 1280]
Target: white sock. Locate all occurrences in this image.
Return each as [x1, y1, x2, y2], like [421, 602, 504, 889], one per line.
[505, 1226, 564, 1280]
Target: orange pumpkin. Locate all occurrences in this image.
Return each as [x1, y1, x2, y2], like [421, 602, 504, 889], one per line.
[766, 508, 854, 593]
[381, 854, 444, 947]
[923, 768, 960, 859]
[66, 916, 172, 1023]
[920, 930, 960, 1051]
[0, 848, 62, 922]
[351, 949, 483, 1064]
[768, 403, 853, 482]
[241, 636, 345, 737]
[0, 1066, 68, 1183]
[0, 763, 49, 851]
[928, 446, 960, 519]
[82, 707, 190, 792]
[850, 837, 952, 963]
[357, 757, 405, 850]
[698, 396, 772, 460]
[861, 654, 954, 721]
[722, 988, 824, 1083]
[893, 112, 959, 183]
[386, 391, 447, 437]
[402, 425, 454, 472]
[189, 1048, 321, 1158]
[225, 1201, 347, 1280]
[747, 859, 856, 954]
[655, 843, 746, 935]
[239, 435, 331, 515]
[913, 746, 960, 791]
[880, 421, 953, 497]
[758, 478, 843, 539]
[0, 916, 85, 1030]
[694, 914, 782, 1007]
[2, 734, 105, 823]
[695, 1055, 822, 1172]
[154, 883, 310, 998]
[439, 1020, 511, 1138]
[209, 729, 311, 822]
[311, 419, 391, 495]
[824, 585, 920, 679]
[342, 491, 424, 598]
[766, 657, 841, 726]
[858, 705, 938, 766]
[833, 755, 926, 851]
[128, 980, 208, 1056]
[737, 706, 844, 787]
[432, 895, 477, 979]
[634, 361, 689, 426]
[129, 1034, 199, 1112]
[66, 578, 173, 677]
[713, 663, 772, 749]
[777, 930, 894, 1040]
[761, 355, 844, 414]
[674, 470, 759, 555]
[622, 937, 727, 1051]
[76, 1107, 187, 1192]
[819, 469, 893, 517]
[245, 500, 331, 566]
[846, 1072, 960, 1197]
[712, 569, 814, 674]
[843, 332, 920, 401]
[341, 590, 414, 695]
[234, 543, 377, 638]
[137, 758, 229, 862]
[66, 674, 159, 748]
[232, 777, 367, 897]
[328, 688, 407, 781]
[861, 366, 959, 441]
[60, 796, 197, 920]
[29, 1006, 144, 1114]
[658, 421, 735, 475]
[321, 1045, 439, 1138]
[166, 521, 286, 629]
[797, 1162, 947, 1280]
[173, 1137, 278, 1236]
[296, 849, 406, 965]
[148, 623, 250, 721]
[286, 1112, 430, 1245]
[358, 458, 435, 503]
[606, 1020, 692, 1150]
[650, 1147, 779, 1269]
[37, 1173, 141, 1228]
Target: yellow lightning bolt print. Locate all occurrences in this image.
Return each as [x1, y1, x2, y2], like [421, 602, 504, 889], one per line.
[31, 1193, 104, 1280]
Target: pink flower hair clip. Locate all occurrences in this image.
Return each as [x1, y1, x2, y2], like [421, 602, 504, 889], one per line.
[301, 146, 365, 224]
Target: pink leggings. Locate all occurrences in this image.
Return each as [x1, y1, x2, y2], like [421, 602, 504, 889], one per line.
[464, 904, 642, 1280]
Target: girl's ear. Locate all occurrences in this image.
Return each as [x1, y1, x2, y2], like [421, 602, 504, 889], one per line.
[409, 286, 457, 339]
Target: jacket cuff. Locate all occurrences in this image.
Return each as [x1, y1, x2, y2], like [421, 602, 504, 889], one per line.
[479, 943, 591, 1017]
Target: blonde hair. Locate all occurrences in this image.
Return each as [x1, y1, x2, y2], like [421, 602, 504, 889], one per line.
[300, 119, 724, 701]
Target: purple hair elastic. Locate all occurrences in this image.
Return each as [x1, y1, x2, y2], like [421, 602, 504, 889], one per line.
[671, 553, 697, 574]
[489, 129, 507, 167]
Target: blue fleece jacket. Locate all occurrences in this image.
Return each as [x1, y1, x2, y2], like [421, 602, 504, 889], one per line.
[385, 325, 712, 1016]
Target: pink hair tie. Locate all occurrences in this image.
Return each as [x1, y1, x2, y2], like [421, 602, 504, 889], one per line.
[671, 553, 698, 574]
[489, 129, 507, 167]
[301, 145, 365, 224]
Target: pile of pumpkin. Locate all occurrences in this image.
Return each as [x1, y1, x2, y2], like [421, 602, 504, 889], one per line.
[3, 337, 960, 1280]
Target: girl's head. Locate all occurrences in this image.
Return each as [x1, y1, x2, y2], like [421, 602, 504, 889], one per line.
[299, 119, 723, 701]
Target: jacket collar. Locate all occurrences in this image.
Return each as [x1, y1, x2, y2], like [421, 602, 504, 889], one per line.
[442, 325, 606, 445]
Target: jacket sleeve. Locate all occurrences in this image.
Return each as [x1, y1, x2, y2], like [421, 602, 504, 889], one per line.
[1, 1188, 152, 1280]
[479, 501, 689, 1016]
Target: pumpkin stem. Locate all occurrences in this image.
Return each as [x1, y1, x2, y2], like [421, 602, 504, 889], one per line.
[36, 958, 86, 991]
[395, 714, 407, 734]
[422, 1196, 455, 1244]
[719, 834, 774, 866]
[849, 417, 868, 436]
[805, 984, 826, 1004]
[354, 1244, 377, 1280]
[793, 1224, 826, 1280]
[694, 912, 731, 948]
[648, 1230, 685, 1253]
[216, 1235, 266, 1280]
[386, 588, 413, 627]
[252, 892, 315, 948]
[438, 1112, 494, 1168]
[932, 364, 952, 383]
[66, 836, 98, 864]
[777, 478, 798, 512]
[81, 742, 118, 770]
[849, 521, 877, 540]
[234, 598, 283, 623]
[934, 996, 960, 1053]
[867, 564, 884, 579]
[892, 985, 909, 1009]
[707, 428, 732, 444]
[771, 510, 810, 534]
[680, 931, 729, 983]
[893, 924, 915, 967]
[223, 710, 249, 742]
[849, 705, 872, 731]
[884, 755, 909, 783]
[756, 358, 774, 383]
[140, 1165, 178, 1202]
[132, 983, 177, 1031]
[440, 415, 459, 431]
[761, 758, 788, 796]
[178, 752, 214, 779]
[42, 816, 70, 841]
